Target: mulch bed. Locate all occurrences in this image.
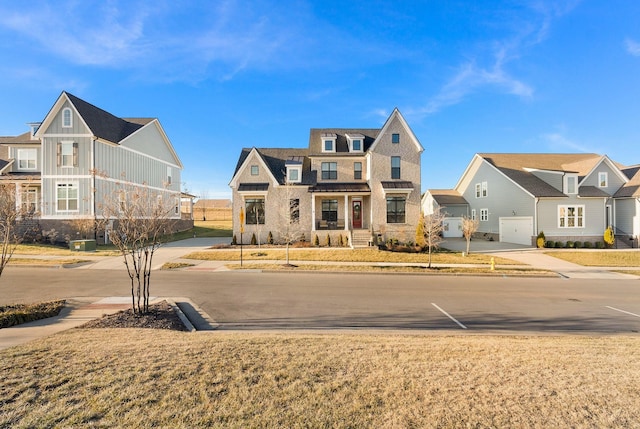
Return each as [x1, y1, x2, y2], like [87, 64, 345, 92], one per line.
[81, 300, 189, 331]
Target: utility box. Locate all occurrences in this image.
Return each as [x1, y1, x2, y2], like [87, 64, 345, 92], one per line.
[70, 239, 97, 252]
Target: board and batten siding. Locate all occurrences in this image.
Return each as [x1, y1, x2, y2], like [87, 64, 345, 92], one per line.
[120, 122, 178, 166]
[40, 176, 93, 217]
[94, 141, 180, 192]
[462, 161, 534, 235]
[581, 162, 626, 196]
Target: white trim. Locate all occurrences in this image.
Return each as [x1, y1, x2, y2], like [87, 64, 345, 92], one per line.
[368, 108, 424, 153]
[16, 148, 38, 170]
[564, 174, 578, 195]
[55, 181, 80, 213]
[229, 148, 279, 188]
[558, 204, 585, 228]
[39, 133, 92, 138]
[321, 136, 337, 153]
[119, 119, 183, 169]
[455, 155, 536, 199]
[62, 107, 73, 128]
[102, 140, 181, 169]
[480, 208, 489, 222]
[598, 171, 608, 188]
[94, 175, 181, 194]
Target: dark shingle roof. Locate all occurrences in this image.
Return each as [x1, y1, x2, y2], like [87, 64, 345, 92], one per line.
[428, 189, 468, 206]
[615, 166, 640, 198]
[65, 92, 149, 144]
[234, 148, 313, 185]
[308, 128, 380, 155]
[308, 183, 371, 193]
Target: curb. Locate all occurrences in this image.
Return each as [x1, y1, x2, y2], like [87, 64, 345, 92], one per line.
[166, 299, 196, 332]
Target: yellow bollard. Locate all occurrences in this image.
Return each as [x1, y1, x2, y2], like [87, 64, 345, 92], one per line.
[490, 257, 495, 271]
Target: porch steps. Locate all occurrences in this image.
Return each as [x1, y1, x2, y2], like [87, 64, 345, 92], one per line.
[614, 235, 635, 249]
[351, 229, 373, 248]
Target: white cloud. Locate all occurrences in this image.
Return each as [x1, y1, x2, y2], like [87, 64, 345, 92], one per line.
[540, 132, 600, 153]
[412, 0, 579, 117]
[625, 39, 640, 56]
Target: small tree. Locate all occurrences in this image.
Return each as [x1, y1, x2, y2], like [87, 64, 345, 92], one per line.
[420, 207, 445, 268]
[0, 184, 37, 279]
[97, 181, 176, 314]
[415, 212, 426, 248]
[536, 231, 546, 248]
[462, 216, 479, 256]
[275, 182, 304, 265]
[604, 226, 615, 248]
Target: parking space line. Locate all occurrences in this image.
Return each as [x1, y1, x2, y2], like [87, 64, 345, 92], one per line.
[432, 303, 467, 329]
[606, 306, 640, 318]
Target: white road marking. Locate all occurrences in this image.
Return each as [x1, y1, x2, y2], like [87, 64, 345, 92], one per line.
[606, 306, 640, 318]
[432, 303, 467, 329]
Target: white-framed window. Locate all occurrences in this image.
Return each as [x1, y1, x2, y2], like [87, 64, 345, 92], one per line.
[559, 205, 584, 228]
[564, 174, 578, 194]
[475, 182, 488, 198]
[480, 208, 488, 221]
[251, 165, 259, 175]
[17, 148, 37, 170]
[598, 172, 608, 188]
[56, 182, 79, 212]
[322, 138, 336, 153]
[62, 108, 73, 128]
[57, 141, 77, 167]
[167, 166, 172, 185]
[346, 134, 364, 153]
[287, 166, 301, 183]
[471, 209, 476, 220]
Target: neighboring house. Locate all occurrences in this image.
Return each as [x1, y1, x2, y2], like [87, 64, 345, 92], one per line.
[0, 91, 189, 242]
[431, 153, 639, 246]
[421, 189, 469, 238]
[229, 108, 424, 246]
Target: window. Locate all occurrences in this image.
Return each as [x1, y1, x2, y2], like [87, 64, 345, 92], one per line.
[245, 198, 265, 224]
[352, 139, 361, 151]
[251, 165, 259, 175]
[167, 167, 172, 185]
[57, 142, 78, 167]
[290, 199, 300, 224]
[17, 149, 37, 170]
[598, 172, 608, 188]
[22, 188, 38, 212]
[471, 209, 476, 220]
[57, 183, 78, 212]
[559, 205, 584, 228]
[475, 182, 488, 198]
[62, 108, 72, 128]
[323, 139, 335, 152]
[321, 162, 337, 180]
[564, 175, 577, 194]
[391, 156, 401, 179]
[392, 133, 400, 144]
[322, 199, 338, 221]
[354, 162, 362, 180]
[480, 209, 488, 222]
[386, 196, 406, 223]
[288, 168, 299, 182]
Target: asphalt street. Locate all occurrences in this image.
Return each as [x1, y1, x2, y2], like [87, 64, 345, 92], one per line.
[1, 268, 639, 334]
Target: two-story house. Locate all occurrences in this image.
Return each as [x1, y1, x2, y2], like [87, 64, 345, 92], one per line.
[229, 108, 424, 246]
[424, 153, 640, 246]
[0, 91, 188, 242]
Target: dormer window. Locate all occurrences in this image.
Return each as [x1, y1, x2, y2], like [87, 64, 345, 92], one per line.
[321, 133, 337, 153]
[346, 133, 364, 153]
[564, 174, 578, 194]
[28, 122, 41, 139]
[285, 156, 303, 184]
[62, 108, 73, 128]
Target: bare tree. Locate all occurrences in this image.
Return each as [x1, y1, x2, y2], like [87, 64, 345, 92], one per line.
[275, 182, 304, 266]
[0, 184, 36, 279]
[420, 207, 445, 268]
[462, 216, 479, 256]
[199, 189, 208, 221]
[97, 180, 176, 314]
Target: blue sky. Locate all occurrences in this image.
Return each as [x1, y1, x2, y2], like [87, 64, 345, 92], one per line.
[1, 0, 639, 198]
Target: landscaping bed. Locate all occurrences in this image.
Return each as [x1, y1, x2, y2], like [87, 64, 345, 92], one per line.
[0, 300, 66, 329]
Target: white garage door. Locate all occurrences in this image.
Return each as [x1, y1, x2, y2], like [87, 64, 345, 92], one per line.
[499, 217, 533, 245]
[442, 217, 463, 238]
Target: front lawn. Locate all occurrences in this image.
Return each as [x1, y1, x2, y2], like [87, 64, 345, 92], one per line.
[547, 251, 640, 267]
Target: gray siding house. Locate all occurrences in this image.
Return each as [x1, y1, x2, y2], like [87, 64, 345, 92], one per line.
[426, 153, 639, 246]
[0, 91, 188, 241]
[229, 108, 424, 246]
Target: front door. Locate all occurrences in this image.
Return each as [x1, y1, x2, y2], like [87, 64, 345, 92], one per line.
[352, 200, 362, 229]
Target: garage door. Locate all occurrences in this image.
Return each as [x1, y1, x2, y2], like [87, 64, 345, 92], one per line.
[499, 217, 533, 245]
[442, 217, 463, 238]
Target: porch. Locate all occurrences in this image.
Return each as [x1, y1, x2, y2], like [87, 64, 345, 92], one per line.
[309, 184, 371, 233]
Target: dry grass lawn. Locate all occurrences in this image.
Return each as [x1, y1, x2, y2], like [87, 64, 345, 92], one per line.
[548, 251, 640, 267]
[1, 331, 639, 428]
[186, 248, 518, 265]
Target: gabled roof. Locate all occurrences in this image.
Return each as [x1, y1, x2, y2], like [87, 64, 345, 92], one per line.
[466, 153, 605, 198]
[616, 165, 640, 198]
[36, 91, 152, 145]
[308, 128, 379, 155]
[428, 189, 468, 206]
[231, 147, 313, 187]
[368, 108, 424, 154]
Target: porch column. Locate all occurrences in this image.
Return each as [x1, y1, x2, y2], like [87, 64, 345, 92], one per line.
[311, 195, 316, 231]
[343, 195, 349, 230]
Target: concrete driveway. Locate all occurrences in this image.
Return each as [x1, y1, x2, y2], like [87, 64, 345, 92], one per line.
[441, 237, 533, 253]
